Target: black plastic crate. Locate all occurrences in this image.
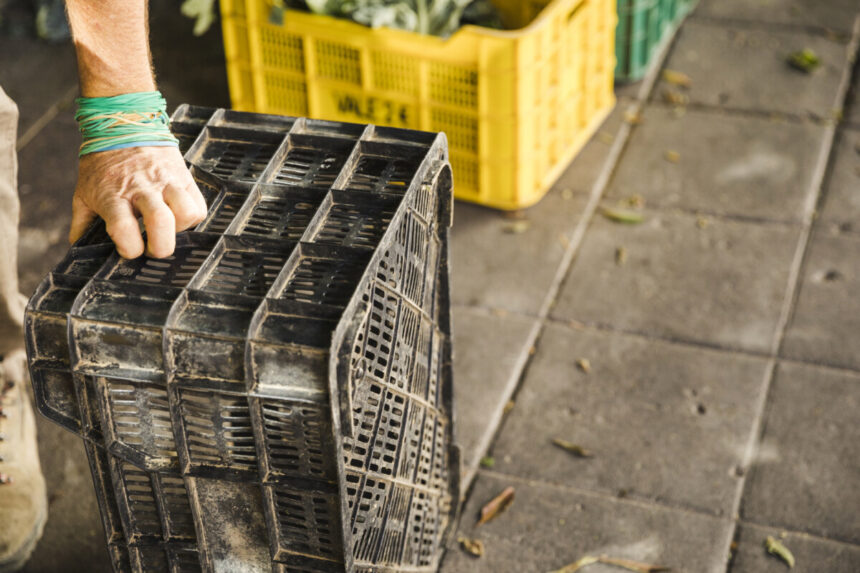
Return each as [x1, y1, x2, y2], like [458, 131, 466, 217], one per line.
[25, 106, 459, 573]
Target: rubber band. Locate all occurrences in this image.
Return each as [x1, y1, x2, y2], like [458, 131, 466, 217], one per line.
[75, 91, 179, 157]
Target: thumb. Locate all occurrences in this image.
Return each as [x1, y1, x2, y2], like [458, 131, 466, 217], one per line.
[69, 194, 97, 245]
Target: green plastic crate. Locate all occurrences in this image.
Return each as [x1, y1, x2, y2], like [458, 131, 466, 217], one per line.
[615, 0, 697, 81]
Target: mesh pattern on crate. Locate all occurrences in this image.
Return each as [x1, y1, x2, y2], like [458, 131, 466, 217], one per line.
[311, 198, 399, 250]
[105, 247, 212, 288]
[199, 249, 290, 297]
[101, 378, 179, 469]
[235, 192, 322, 240]
[199, 190, 251, 234]
[337, 177, 453, 569]
[316, 40, 361, 85]
[257, 399, 335, 481]
[207, 140, 279, 182]
[272, 139, 353, 188]
[260, 28, 305, 72]
[262, 72, 309, 116]
[266, 485, 343, 561]
[278, 256, 370, 308]
[345, 152, 422, 195]
[175, 388, 257, 475]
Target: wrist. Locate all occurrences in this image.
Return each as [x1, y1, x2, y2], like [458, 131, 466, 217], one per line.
[75, 91, 178, 157]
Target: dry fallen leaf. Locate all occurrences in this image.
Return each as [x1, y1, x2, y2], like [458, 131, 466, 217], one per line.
[477, 486, 515, 526]
[548, 555, 599, 573]
[662, 69, 692, 88]
[576, 358, 591, 373]
[625, 194, 645, 208]
[765, 536, 795, 568]
[602, 207, 644, 224]
[662, 89, 689, 106]
[615, 246, 628, 265]
[664, 150, 680, 163]
[503, 400, 515, 414]
[787, 48, 820, 73]
[503, 220, 531, 234]
[552, 438, 593, 458]
[549, 555, 669, 573]
[457, 536, 485, 557]
[624, 110, 642, 125]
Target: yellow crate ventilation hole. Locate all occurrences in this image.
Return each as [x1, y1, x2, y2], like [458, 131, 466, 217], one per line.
[221, 0, 617, 210]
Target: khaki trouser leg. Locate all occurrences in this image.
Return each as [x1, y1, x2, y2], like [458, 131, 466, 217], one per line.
[0, 85, 26, 357]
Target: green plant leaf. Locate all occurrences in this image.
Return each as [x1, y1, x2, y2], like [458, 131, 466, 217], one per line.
[765, 536, 795, 568]
[601, 208, 644, 224]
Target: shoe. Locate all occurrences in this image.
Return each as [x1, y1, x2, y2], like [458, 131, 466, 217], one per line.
[0, 350, 47, 573]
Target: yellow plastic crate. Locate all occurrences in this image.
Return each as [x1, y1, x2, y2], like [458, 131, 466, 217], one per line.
[220, 0, 617, 210]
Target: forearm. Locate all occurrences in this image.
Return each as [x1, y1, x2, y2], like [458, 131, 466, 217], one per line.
[65, 0, 154, 97]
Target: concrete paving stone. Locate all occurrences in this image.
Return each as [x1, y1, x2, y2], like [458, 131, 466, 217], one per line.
[490, 324, 769, 516]
[846, 74, 860, 127]
[0, 35, 78, 136]
[21, 417, 112, 573]
[441, 472, 733, 573]
[555, 98, 631, 194]
[605, 106, 826, 222]
[451, 189, 589, 316]
[818, 128, 860, 230]
[452, 306, 538, 479]
[695, 0, 860, 34]
[730, 523, 860, 573]
[655, 20, 848, 119]
[551, 207, 800, 353]
[781, 230, 860, 370]
[740, 361, 860, 544]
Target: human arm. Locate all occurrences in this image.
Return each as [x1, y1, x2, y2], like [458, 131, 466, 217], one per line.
[65, 0, 207, 258]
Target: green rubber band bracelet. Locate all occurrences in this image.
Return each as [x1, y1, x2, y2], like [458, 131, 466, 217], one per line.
[75, 91, 179, 157]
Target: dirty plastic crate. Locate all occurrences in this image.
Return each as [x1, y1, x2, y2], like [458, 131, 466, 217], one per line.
[25, 105, 459, 573]
[615, 0, 697, 81]
[219, 0, 616, 210]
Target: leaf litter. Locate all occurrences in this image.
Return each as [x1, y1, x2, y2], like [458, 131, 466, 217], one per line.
[601, 208, 644, 224]
[787, 49, 820, 73]
[548, 555, 670, 573]
[552, 438, 593, 458]
[662, 69, 692, 88]
[457, 536, 485, 557]
[765, 536, 795, 568]
[503, 220, 531, 234]
[576, 358, 591, 373]
[477, 486, 515, 526]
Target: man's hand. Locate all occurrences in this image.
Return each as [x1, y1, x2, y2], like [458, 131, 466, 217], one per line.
[69, 146, 208, 259]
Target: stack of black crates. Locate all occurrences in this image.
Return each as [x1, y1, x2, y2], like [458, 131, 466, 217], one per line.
[25, 106, 460, 573]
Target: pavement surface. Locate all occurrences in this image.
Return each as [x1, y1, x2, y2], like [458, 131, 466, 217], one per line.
[1, 1, 859, 572]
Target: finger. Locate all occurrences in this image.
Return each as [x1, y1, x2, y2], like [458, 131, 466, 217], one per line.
[69, 194, 97, 245]
[186, 178, 209, 217]
[133, 193, 176, 259]
[163, 183, 206, 232]
[102, 200, 145, 259]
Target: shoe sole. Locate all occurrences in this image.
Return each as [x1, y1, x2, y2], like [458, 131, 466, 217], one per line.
[0, 505, 47, 573]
